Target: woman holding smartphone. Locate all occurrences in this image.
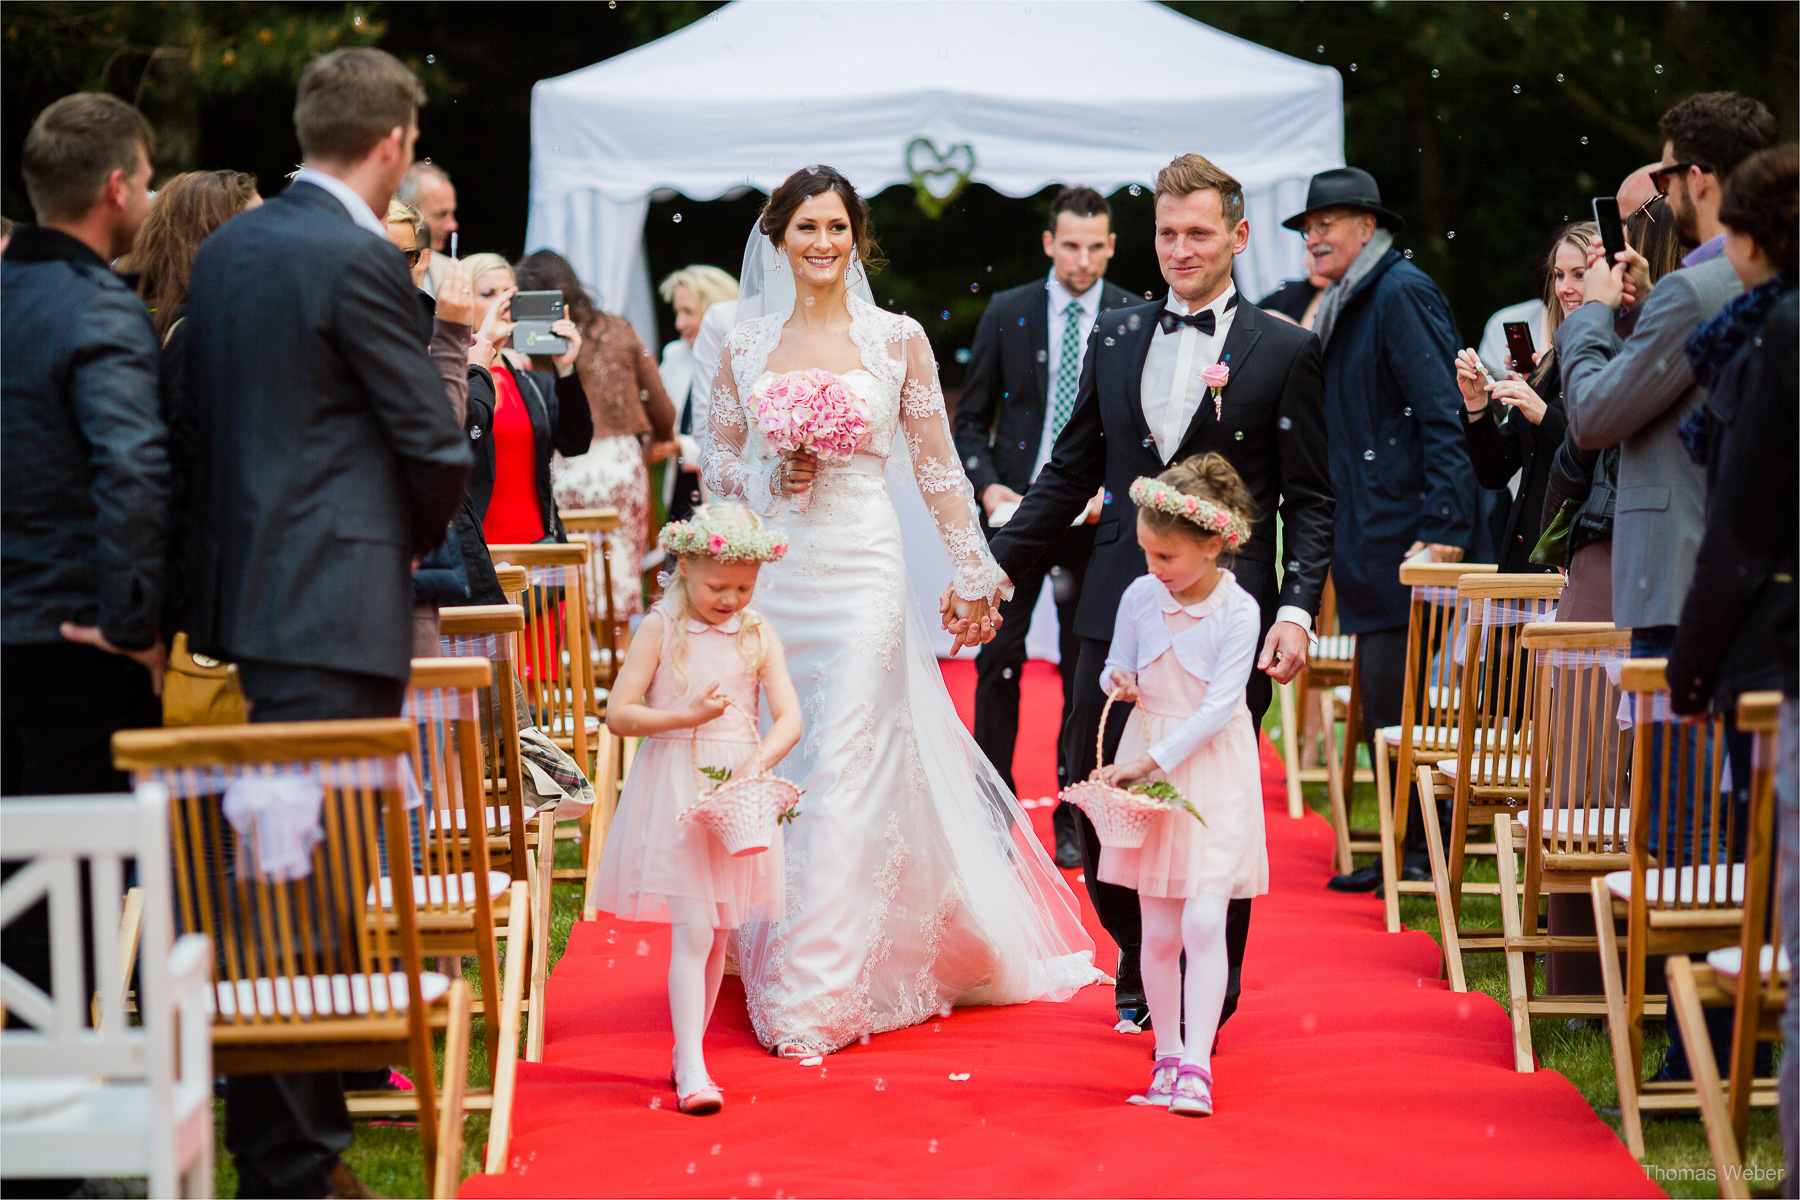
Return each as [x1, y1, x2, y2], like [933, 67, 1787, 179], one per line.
[462, 252, 592, 544]
[514, 249, 677, 621]
[1451, 222, 1594, 573]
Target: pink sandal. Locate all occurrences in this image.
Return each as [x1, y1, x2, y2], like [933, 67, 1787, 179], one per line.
[1127, 1056, 1180, 1107]
[1169, 1064, 1213, 1117]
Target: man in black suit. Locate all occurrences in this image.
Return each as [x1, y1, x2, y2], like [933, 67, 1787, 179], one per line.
[955, 186, 1136, 867]
[991, 154, 1334, 1032]
[185, 48, 471, 1198]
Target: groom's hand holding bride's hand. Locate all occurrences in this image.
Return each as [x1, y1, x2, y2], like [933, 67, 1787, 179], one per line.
[1257, 621, 1310, 685]
[940, 594, 1000, 655]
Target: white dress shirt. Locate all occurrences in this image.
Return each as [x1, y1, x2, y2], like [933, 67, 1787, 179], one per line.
[1033, 272, 1105, 479]
[1137, 282, 1313, 636]
[291, 167, 387, 239]
[1140, 283, 1238, 463]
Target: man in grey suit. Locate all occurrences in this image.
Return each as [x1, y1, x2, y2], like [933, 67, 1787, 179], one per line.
[184, 48, 470, 1198]
[1558, 91, 1776, 661]
[1556, 90, 1774, 1088]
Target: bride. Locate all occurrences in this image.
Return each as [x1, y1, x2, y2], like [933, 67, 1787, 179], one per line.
[701, 165, 1103, 1057]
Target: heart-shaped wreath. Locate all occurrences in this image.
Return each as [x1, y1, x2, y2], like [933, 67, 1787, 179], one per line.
[905, 137, 975, 218]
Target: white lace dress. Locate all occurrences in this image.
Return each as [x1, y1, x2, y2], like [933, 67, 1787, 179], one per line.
[702, 294, 1102, 1056]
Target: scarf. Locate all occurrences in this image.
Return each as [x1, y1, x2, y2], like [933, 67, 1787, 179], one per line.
[1312, 228, 1394, 350]
[1676, 272, 1796, 465]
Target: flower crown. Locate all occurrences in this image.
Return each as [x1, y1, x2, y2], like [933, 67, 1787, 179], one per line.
[659, 517, 790, 564]
[1128, 477, 1251, 548]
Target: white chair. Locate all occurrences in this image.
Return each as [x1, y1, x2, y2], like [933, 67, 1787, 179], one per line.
[1, 784, 213, 1197]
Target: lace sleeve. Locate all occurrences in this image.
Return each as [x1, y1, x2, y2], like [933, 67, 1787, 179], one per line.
[699, 341, 780, 517]
[898, 328, 1011, 602]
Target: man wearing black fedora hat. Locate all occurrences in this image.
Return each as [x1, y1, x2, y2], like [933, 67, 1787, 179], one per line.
[1282, 167, 1478, 895]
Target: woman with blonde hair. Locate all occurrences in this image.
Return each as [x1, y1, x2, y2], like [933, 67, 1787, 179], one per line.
[658, 265, 741, 522]
[1451, 221, 1593, 572]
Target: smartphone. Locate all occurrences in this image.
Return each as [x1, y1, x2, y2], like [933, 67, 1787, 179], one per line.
[511, 290, 568, 356]
[1502, 321, 1536, 375]
[1592, 196, 1627, 264]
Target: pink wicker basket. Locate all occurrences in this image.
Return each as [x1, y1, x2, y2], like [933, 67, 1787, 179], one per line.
[679, 697, 800, 857]
[1058, 692, 1175, 850]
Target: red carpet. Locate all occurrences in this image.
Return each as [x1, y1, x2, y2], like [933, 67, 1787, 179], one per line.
[463, 659, 1659, 1198]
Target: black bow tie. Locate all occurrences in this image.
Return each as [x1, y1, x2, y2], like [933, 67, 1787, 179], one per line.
[1158, 293, 1238, 337]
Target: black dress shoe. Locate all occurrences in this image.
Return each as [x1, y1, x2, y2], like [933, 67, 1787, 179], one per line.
[1401, 853, 1432, 882]
[1327, 862, 1382, 892]
[1053, 833, 1082, 870]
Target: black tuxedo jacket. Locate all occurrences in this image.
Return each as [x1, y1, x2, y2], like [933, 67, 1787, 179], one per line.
[184, 180, 473, 682]
[991, 296, 1334, 641]
[954, 277, 1138, 503]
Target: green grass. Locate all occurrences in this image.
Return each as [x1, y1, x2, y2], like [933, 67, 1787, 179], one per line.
[208, 837, 588, 1199]
[1268, 710, 1788, 1200]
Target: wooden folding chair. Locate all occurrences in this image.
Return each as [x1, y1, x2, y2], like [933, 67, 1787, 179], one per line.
[1665, 690, 1787, 1193]
[1375, 561, 1497, 932]
[1, 786, 213, 1197]
[1418, 573, 1565, 985]
[111, 719, 465, 1192]
[561, 507, 624, 691]
[1493, 622, 1637, 1066]
[1279, 575, 1360, 825]
[345, 659, 530, 1171]
[1591, 660, 1775, 1158]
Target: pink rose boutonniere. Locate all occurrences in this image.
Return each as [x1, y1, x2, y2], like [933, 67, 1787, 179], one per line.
[1202, 362, 1230, 422]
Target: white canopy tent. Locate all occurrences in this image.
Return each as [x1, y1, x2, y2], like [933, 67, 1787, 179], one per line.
[527, 0, 1342, 659]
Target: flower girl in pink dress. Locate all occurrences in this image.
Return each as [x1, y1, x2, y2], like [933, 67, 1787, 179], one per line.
[594, 503, 802, 1115]
[1093, 454, 1268, 1118]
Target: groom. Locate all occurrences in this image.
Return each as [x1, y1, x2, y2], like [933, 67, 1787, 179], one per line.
[989, 153, 1334, 1031]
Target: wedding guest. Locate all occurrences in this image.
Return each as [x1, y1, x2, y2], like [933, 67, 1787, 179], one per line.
[384, 197, 432, 290]
[460, 252, 592, 545]
[1279, 168, 1474, 894]
[3, 91, 166, 795]
[953, 185, 1134, 867]
[658, 265, 739, 523]
[515, 249, 674, 617]
[397, 159, 457, 295]
[593, 503, 802, 1114]
[182, 49, 469, 1197]
[1453, 222, 1593, 573]
[1256, 268, 1330, 329]
[1095, 455, 1267, 1117]
[111, 167, 261, 727]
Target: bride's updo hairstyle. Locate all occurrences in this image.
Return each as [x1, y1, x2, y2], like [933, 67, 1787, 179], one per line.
[760, 165, 886, 272]
[1133, 453, 1256, 564]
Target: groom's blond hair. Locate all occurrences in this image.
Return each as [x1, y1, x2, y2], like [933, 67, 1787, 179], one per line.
[1154, 154, 1244, 226]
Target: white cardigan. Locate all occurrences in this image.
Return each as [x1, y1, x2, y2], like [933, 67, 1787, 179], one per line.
[1103, 572, 1261, 772]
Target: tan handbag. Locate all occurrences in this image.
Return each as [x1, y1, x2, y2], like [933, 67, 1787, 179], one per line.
[161, 631, 247, 727]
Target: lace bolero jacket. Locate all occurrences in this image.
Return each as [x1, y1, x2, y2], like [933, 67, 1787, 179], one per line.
[699, 294, 1008, 602]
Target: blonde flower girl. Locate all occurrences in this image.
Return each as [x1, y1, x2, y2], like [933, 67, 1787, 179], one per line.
[592, 503, 802, 1115]
[1093, 454, 1269, 1117]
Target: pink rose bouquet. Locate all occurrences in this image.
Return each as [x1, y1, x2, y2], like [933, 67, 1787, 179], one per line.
[750, 369, 871, 511]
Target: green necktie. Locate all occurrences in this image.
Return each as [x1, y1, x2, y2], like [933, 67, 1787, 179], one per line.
[1050, 299, 1084, 442]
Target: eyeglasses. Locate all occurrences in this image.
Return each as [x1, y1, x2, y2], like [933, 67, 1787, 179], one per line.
[404, 247, 425, 265]
[1650, 161, 1711, 195]
[1625, 192, 1660, 225]
[1298, 215, 1350, 240]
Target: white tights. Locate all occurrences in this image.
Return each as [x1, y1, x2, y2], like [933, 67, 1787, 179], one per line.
[667, 898, 729, 1092]
[1138, 893, 1231, 1072]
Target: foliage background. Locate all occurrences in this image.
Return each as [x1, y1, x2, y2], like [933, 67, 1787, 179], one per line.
[4, 1, 1795, 384]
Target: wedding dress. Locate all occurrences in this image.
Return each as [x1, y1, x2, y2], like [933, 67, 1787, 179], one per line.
[701, 290, 1102, 1056]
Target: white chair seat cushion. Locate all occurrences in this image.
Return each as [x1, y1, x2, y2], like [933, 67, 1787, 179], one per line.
[1378, 725, 1460, 746]
[369, 870, 512, 909]
[1514, 809, 1629, 841]
[1705, 944, 1792, 979]
[1332, 685, 1352, 705]
[1605, 863, 1746, 906]
[1439, 755, 1529, 783]
[212, 970, 451, 1019]
[425, 805, 515, 833]
[1316, 635, 1355, 662]
[0, 1076, 96, 1124]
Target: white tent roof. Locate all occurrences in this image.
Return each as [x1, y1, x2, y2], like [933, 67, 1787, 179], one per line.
[527, 0, 1343, 347]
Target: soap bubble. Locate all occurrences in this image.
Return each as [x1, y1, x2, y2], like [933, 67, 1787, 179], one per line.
[672, 213, 683, 223]
[1349, 63, 1357, 72]
[1580, 136, 1589, 145]
[969, 282, 980, 293]
[1446, 230, 1456, 239]
[1278, 416, 1292, 430]
[937, 46, 949, 57]
[940, 311, 950, 320]
[1103, 337, 1115, 346]
[1512, 84, 1521, 94]
[1431, 69, 1440, 78]
[1404, 249, 1413, 258]
[1556, 73, 1565, 82]
[1363, 450, 1376, 461]
[1128, 184, 1142, 197]
[1035, 349, 1047, 363]
[1654, 64, 1663, 74]
[425, 54, 436, 64]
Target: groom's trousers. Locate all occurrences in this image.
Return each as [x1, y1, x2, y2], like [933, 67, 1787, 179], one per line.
[1063, 635, 1258, 1027]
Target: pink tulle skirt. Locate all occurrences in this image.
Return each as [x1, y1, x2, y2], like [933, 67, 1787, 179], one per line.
[1097, 706, 1268, 900]
[592, 734, 786, 929]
